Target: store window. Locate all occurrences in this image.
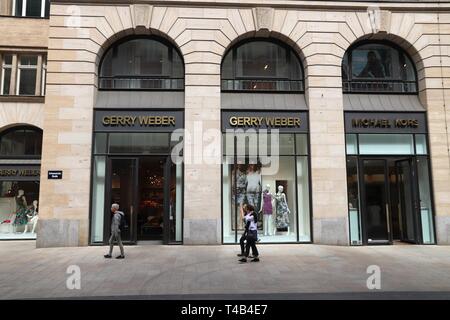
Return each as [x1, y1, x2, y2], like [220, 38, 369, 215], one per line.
[221, 39, 304, 92]
[344, 112, 435, 245]
[0, 53, 47, 96]
[222, 111, 311, 243]
[342, 42, 417, 93]
[0, 126, 42, 240]
[99, 37, 184, 90]
[12, 0, 50, 18]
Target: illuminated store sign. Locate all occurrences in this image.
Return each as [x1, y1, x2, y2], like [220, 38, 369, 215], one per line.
[222, 111, 308, 133]
[94, 110, 183, 132]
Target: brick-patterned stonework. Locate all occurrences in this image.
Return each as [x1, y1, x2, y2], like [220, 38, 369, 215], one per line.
[29, 1, 450, 246]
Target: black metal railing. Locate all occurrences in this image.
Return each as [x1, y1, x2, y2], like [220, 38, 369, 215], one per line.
[343, 80, 417, 94]
[221, 79, 304, 92]
[99, 76, 184, 90]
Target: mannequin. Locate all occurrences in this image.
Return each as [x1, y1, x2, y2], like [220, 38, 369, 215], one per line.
[23, 200, 39, 234]
[259, 184, 274, 236]
[245, 164, 261, 210]
[13, 190, 28, 232]
[274, 185, 290, 233]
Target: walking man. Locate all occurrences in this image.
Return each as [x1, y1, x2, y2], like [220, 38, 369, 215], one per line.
[104, 203, 125, 259]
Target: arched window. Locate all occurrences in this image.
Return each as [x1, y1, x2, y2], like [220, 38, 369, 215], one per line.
[342, 42, 417, 93]
[221, 39, 304, 92]
[0, 126, 42, 158]
[99, 37, 184, 90]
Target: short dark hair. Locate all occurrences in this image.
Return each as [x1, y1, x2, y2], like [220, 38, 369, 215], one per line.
[246, 204, 255, 212]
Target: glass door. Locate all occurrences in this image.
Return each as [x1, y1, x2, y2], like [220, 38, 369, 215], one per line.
[360, 159, 391, 244]
[106, 158, 138, 244]
[395, 158, 420, 243]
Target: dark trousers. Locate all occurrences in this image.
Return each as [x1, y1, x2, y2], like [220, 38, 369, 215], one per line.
[240, 232, 257, 256]
[244, 230, 259, 258]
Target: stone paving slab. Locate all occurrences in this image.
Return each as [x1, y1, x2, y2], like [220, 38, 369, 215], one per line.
[1, 241, 450, 299]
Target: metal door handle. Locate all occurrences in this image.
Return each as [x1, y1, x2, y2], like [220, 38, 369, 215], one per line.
[385, 204, 391, 234]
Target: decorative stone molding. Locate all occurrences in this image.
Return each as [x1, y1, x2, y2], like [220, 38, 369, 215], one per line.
[131, 4, 153, 30]
[252, 7, 275, 32]
[367, 6, 391, 34]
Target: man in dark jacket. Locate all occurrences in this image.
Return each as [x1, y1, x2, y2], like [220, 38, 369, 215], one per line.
[104, 203, 125, 259]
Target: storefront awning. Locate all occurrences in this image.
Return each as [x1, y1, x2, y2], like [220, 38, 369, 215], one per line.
[95, 91, 184, 109]
[221, 93, 308, 110]
[343, 94, 425, 112]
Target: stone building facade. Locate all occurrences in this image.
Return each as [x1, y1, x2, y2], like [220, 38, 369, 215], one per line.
[0, 0, 449, 247]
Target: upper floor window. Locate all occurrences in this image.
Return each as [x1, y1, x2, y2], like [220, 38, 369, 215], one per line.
[0, 126, 42, 158]
[342, 42, 417, 94]
[221, 39, 304, 92]
[0, 53, 47, 97]
[12, 0, 50, 18]
[99, 37, 184, 90]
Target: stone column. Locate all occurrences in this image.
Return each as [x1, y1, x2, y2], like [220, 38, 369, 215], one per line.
[306, 51, 349, 246]
[182, 57, 222, 245]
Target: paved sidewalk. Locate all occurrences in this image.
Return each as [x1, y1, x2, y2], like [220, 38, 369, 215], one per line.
[1, 241, 450, 299]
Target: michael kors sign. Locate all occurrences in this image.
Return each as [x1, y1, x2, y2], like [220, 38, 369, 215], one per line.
[95, 110, 183, 132]
[222, 111, 308, 133]
[345, 112, 426, 134]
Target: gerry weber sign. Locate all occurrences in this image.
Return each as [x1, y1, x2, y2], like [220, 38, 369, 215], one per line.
[222, 111, 309, 133]
[344, 112, 427, 134]
[94, 110, 183, 132]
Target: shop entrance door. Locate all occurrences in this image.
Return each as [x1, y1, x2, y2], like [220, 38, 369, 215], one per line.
[105, 156, 175, 245]
[395, 158, 420, 243]
[360, 159, 391, 245]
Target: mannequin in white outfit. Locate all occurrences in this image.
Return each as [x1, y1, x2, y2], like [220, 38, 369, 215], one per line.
[23, 200, 39, 234]
[259, 184, 274, 236]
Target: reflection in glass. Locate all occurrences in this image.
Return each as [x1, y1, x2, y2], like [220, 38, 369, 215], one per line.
[415, 134, 428, 155]
[343, 42, 417, 93]
[359, 134, 414, 155]
[346, 157, 361, 245]
[346, 134, 358, 155]
[416, 157, 435, 244]
[91, 156, 106, 242]
[109, 133, 169, 154]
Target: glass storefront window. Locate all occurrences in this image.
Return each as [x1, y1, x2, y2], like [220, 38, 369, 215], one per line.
[90, 156, 106, 243]
[109, 133, 170, 154]
[346, 134, 358, 155]
[416, 157, 435, 244]
[359, 134, 414, 155]
[0, 181, 40, 240]
[0, 127, 42, 157]
[346, 157, 361, 245]
[222, 133, 311, 243]
[94, 133, 107, 154]
[415, 134, 428, 155]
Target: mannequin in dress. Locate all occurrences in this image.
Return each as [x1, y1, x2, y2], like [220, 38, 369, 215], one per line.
[259, 184, 274, 236]
[274, 185, 290, 234]
[13, 190, 28, 233]
[23, 200, 38, 234]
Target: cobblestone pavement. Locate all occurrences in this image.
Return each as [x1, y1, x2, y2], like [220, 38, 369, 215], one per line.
[1, 241, 450, 299]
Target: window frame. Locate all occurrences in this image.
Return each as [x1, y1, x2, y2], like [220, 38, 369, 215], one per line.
[12, 0, 49, 18]
[342, 40, 418, 94]
[1, 54, 13, 95]
[16, 55, 38, 96]
[98, 35, 185, 91]
[221, 38, 305, 93]
[0, 125, 43, 159]
[0, 53, 46, 97]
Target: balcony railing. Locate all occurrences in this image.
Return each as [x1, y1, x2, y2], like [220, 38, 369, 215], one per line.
[221, 79, 304, 92]
[99, 76, 184, 90]
[343, 80, 417, 94]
